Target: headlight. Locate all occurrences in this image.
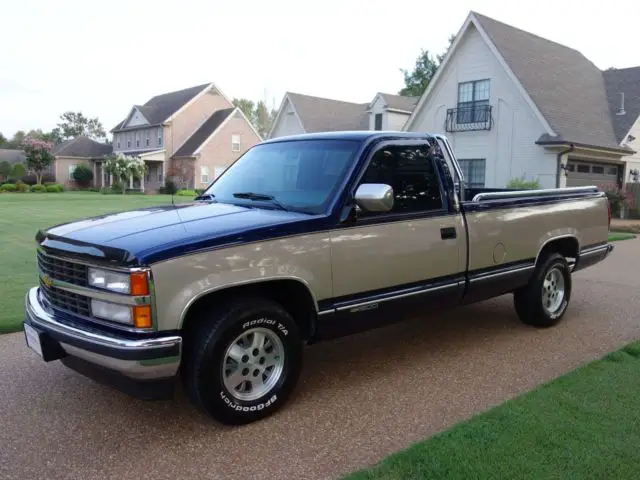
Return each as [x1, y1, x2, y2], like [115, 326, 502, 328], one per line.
[91, 299, 132, 324]
[88, 268, 130, 294]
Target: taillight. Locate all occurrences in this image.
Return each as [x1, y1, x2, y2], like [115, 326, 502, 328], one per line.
[607, 198, 611, 229]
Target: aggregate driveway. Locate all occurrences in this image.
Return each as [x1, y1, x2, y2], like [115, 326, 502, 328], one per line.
[1, 239, 640, 480]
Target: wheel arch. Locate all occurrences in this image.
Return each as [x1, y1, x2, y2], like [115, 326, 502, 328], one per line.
[179, 278, 319, 341]
[535, 235, 580, 267]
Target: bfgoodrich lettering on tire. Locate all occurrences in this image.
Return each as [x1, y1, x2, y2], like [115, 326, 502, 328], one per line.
[514, 252, 572, 328]
[181, 297, 302, 425]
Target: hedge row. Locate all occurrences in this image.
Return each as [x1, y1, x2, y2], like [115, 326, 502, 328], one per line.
[0, 183, 65, 193]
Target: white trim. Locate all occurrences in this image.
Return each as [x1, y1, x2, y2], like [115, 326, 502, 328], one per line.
[164, 82, 233, 124]
[191, 108, 240, 156]
[403, 12, 555, 136]
[122, 106, 150, 129]
[267, 94, 307, 139]
[138, 149, 166, 158]
[385, 108, 412, 115]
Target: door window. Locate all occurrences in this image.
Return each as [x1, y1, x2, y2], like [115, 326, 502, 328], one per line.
[359, 144, 444, 216]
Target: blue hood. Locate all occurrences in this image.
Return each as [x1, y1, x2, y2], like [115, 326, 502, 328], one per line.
[38, 201, 326, 265]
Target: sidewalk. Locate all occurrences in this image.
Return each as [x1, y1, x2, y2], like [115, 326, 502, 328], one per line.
[611, 218, 640, 232]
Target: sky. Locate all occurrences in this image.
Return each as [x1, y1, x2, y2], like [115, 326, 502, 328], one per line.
[1, 0, 639, 138]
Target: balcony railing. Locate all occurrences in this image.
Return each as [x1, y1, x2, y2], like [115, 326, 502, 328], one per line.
[445, 105, 493, 132]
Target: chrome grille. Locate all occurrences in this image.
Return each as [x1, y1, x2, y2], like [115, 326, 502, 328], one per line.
[37, 251, 88, 286]
[40, 283, 91, 317]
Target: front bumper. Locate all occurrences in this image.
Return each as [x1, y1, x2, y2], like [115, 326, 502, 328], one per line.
[24, 287, 182, 399]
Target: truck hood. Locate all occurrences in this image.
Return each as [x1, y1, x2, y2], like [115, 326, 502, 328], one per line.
[37, 201, 325, 265]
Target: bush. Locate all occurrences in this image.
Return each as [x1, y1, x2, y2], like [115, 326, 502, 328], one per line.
[16, 182, 30, 192]
[506, 177, 541, 190]
[72, 164, 94, 188]
[163, 180, 178, 195]
[1, 183, 17, 192]
[23, 173, 56, 186]
[177, 189, 197, 196]
[31, 184, 47, 193]
[11, 163, 26, 180]
[46, 184, 64, 193]
[600, 183, 634, 217]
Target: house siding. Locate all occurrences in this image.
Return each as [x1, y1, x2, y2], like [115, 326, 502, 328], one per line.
[621, 116, 640, 185]
[54, 157, 92, 186]
[113, 127, 163, 154]
[368, 96, 410, 131]
[169, 88, 232, 157]
[406, 25, 556, 188]
[270, 98, 305, 138]
[124, 109, 148, 128]
[387, 111, 409, 131]
[194, 111, 261, 188]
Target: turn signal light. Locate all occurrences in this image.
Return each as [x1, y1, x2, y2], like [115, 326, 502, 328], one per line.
[130, 272, 150, 296]
[133, 305, 152, 328]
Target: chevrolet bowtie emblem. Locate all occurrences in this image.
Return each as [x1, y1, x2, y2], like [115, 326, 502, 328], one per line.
[41, 274, 53, 288]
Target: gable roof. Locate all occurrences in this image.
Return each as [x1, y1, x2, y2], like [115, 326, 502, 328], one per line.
[286, 92, 370, 133]
[376, 93, 418, 113]
[471, 12, 623, 151]
[0, 149, 25, 165]
[111, 83, 212, 132]
[173, 108, 236, 157]
[52, 136, 113, 157]
[603, 66, 640, 144]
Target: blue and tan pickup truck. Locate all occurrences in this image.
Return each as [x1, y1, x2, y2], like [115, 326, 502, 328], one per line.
[24, 131, 613, 425]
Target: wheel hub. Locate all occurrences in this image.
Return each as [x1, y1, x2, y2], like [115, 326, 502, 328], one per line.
[542, 267, 565, 314]
[222, 326, 284, 402]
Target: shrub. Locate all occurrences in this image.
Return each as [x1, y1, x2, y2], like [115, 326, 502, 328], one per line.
[45, 184, 64, 193]
[72, 164, 94, 188]
[600, 183, 634, 217]
[506, 177, 541, 190]
[177, 189, 197, 196]
[31, 184, 47, 193]
[163, 180, 178, 195]
[23, 174, 56, 186]
[1, 183, 17, 192]
[16, 182, 30, 192]
[0, 160, 11, 180]
[11, 163, 26, 180]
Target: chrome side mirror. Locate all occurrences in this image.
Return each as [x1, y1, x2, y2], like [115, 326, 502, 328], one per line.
[354, 183, 394, 212]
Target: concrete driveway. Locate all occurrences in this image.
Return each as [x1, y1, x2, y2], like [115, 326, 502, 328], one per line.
[1, 239, 639, 480]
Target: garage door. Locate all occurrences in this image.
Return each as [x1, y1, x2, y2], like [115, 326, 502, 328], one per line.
[566, 160, 619, 187]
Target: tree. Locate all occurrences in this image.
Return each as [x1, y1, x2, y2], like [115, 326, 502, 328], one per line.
[103, 153, 147, 194]
[56, 111, 106, 141]
[26, 128, 62, 144]
[0, 161, 11, 180]
[254, 101, 277, 138]
[23, 137, 55, 184]
[5, 131, 27, 150]
[0, 133, 6, 148]
[399, 34, 456, 97]
[11, 163, 26, 180]
[233, 98, 256, 124]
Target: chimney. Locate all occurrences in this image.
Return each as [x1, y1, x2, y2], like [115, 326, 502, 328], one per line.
[616, 92, 626, 115]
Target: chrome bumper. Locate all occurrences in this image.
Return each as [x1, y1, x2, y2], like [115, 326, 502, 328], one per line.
[24, 287, 182, 381]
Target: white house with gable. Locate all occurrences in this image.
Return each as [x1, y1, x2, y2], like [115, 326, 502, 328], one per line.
[404, 11, 635, 190]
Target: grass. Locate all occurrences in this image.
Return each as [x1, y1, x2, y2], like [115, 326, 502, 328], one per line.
[608, 232, 636, 242]
[344, 342, 640, 480]
[0, 192, 192, 334]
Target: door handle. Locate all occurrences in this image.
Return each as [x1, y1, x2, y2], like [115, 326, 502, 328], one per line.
[440, 227, 457, 240]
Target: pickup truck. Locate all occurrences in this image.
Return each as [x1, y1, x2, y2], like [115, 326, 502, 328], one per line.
[24, 131, 614, 425]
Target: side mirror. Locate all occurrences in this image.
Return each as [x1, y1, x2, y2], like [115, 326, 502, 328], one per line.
[354, 183, 394, 212]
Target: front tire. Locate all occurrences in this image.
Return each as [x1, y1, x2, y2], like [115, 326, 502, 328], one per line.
[181, 297, 303, 425]
[514, 253, 572, 328]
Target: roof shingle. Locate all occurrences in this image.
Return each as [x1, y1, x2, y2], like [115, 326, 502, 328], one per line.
[111, 83, 211, 132]
[52, 136, 113, 157]
[473, 12, 623, 151]
[286, 92, 370, 133]
[377, 93, 418, 112]
[173, 108, 236, 157]
[603, 67, 640, 144]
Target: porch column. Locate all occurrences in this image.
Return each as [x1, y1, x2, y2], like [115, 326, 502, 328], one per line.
[93, 162, 97, 188]
[160, 162, 165, 185]
[129, 174, 133, 190]
[101, 165, 104, 188]
[140, 166, 145, 193]
[109, 173, 113, 186]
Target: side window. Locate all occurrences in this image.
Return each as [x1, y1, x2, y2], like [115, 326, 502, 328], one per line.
[359, 144, 444, 215]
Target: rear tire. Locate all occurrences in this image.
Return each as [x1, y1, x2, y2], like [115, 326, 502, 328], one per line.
[181, 297, 303, 425]
[514, 253, 572, 328]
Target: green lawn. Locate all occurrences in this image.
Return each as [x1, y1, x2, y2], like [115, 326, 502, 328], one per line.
[608, 232, 636, 242]
[0, 192, 191, 333]
[345, 341, 640, 480]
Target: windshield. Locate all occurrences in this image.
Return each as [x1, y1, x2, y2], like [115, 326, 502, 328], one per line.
[203, 139, 360, 214]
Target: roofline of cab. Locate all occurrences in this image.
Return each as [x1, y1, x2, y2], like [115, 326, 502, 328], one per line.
[260, 131, 436, 145]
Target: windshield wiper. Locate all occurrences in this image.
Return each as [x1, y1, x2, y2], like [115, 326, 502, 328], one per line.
[194, 193, 216, 201]
[232, 192, 288, 211]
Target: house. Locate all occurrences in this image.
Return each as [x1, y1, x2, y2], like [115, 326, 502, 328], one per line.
[268, 92, 417, 139]
[604, 67, 640, 183]
[110, 82, 261, 191]
[403, 11, 636, 190]
[51, 136, 113, 186]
